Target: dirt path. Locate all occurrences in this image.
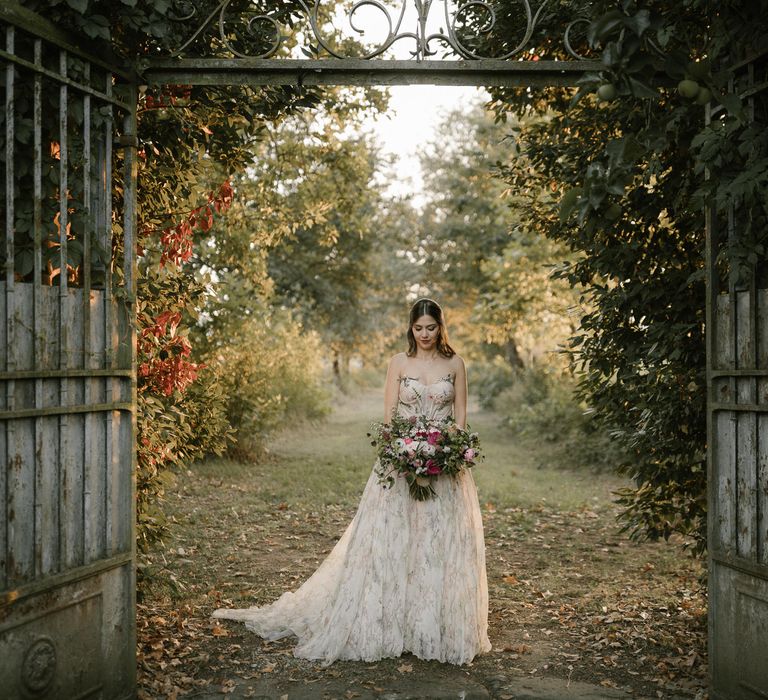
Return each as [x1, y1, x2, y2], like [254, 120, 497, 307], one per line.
[137, 388, 707, 699]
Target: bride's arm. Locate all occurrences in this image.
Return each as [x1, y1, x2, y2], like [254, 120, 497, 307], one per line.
[383, 355, 402, 423]
[453, 357, 468, 429]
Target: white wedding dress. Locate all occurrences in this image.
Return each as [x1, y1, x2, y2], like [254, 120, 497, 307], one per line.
[212, 375, 492, 666]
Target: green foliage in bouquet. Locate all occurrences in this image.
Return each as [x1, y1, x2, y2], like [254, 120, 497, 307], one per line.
[369, 415, 482, 501]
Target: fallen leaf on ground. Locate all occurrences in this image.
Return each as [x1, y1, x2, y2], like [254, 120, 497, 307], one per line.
[503, 644, 531, 654]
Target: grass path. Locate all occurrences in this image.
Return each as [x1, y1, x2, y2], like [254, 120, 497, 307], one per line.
[138, 387, 707, 699]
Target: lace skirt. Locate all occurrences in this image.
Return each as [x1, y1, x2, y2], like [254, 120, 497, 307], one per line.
[212, 465, 492, 666]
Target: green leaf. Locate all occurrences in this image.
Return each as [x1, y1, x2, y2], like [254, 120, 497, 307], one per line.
[588, 10, 626, 45]
[79, 14, 110, 39]
[627, 77, 659, 100]
[66, 0, 89, 13]
[719, 93, 744, 119]
[656, 25, 673, 48]
[16, 250, 34, 277]
[625, 9, 651, 37]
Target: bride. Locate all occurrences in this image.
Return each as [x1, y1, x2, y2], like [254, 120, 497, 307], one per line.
[212, 298, 492, 666]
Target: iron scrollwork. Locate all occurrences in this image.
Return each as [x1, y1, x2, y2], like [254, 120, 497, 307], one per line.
[167, 0, 591, 61]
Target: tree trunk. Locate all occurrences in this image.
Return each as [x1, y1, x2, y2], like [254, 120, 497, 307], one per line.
[504, 337, 525, 369]
[332, 352, 341, 384]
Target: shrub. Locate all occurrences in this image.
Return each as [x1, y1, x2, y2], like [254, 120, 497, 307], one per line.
[492, 366, 626, 471]
[136, 364, 233, 554]
[207, 312, 331, 460]
[470, 357, 518, 410]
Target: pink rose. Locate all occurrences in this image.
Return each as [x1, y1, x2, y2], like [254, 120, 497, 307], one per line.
[427, 431, 442, 445]
[426, 459, 441, 475]
[404, 437, 413, 445]
[463, 448, 476, 461]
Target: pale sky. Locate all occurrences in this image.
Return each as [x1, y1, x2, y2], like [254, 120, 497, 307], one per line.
[366, 85, 488, 203]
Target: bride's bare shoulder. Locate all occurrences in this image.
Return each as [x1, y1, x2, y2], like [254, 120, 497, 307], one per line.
[449, 354, 466, 372]
[389, 352, 408, 369]
[386, 353, 407, 382]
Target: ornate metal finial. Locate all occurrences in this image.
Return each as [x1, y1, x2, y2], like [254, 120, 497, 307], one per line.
[164, 0, 590, 61]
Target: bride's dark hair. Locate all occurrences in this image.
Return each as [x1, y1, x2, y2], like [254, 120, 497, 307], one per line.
[406, 298, 456, 358]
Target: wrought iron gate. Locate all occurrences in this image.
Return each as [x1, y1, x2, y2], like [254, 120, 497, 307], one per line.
[0, 4, 137, 699]
[706, 49, 768, 699]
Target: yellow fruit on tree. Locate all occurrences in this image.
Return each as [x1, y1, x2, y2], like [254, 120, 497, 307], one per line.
[597, 84, 618, 102]
[678, 79, 701, 99]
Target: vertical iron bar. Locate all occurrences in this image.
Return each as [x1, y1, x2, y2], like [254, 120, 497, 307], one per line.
[726, 73, 737, 381]
[123, 88, 138, 563]
[746, 69, 761, 563]
[33, 42, 42, 348]
[58, 47, 71, 566]
[122, 98, 137, 304]
[82, 62, 92, 561]
[704, 96, 718, 692]
[83, 63, 92, 304]
[33, 37, 44, 577]
[4, 26, 14, 286]
[121, 85, 139, 693]
[2, 23, 15, 593]
[104, 72, 114, 553]
[58, 49, 68, 308]
[104, 79, 114, 369]
[725, 72, 739, 540]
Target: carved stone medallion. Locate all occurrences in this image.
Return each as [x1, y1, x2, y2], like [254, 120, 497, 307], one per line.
[21, 637, 57, 694]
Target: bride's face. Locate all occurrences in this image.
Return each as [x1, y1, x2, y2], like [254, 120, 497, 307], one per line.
[412, 314, 440, 351]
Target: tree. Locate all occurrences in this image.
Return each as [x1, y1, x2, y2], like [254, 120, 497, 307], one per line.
[254, 113, 393, 382]
[415, 103, 580, 368]
[482, 0, 768, 555]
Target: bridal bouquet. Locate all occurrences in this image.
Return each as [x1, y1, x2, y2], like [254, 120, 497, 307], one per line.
[368, 414, 481, 500]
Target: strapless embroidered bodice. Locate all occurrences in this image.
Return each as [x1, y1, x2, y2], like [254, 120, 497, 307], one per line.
[397, 375, 455, 421]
